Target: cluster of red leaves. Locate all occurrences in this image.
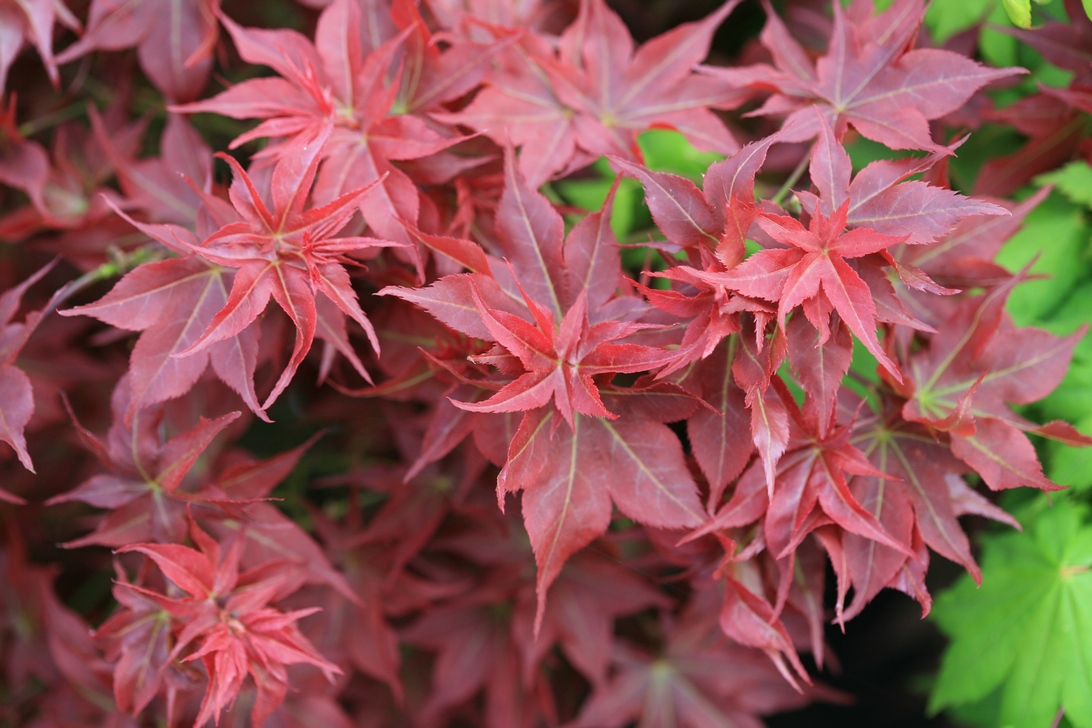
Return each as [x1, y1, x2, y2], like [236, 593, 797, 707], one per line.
[1, 0, 1089, 726]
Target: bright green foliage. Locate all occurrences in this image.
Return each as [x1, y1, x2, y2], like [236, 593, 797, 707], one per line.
[1043, 367, 1092, 435]
[931, 505, 1092, 728]
[1040, 282, 1092, 491]
[924, 0, 1018, 66]
[996, 192, 1089, 325]
[637, 130, 724, 181]
[1044, 357, 1092, 493]
[556, 174, 644, 240]
[1038, 163, 1092, 210]
[932, 166, 1092, 727]
[1049, 416, 1092, 492]
[1001, 0, 1034, 27]
[556, 131, 722, 242]
[923, 0, 993, 38]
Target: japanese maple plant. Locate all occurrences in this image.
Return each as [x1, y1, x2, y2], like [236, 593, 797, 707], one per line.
[1, 0, 1088, 726]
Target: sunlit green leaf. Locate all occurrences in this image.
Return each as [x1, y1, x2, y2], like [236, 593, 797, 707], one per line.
[637, 130, 724, 181]
[997, 193, 1089, 325]
[1037, 163, 1092, 209]
[1048, 415, 1092, 491]
[1002, 0, 1033, 28]
[932, 505, 1092, 728]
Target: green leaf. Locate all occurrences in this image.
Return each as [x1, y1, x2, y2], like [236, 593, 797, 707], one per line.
[1034, 284, 1092, 426]
[925, 0, 1019, 65]
[1041, 362, 1092, 432]
[1037, 163, 1092, 209]
[943, 688, 1005, 728]
[1048, 414, 1092, 491]
[844, 136, 913, 171]
[925, 0, 992, 39]
[1034, 283, 1092, 350]
[1002, 0, 1033, 27]
[931, 504, 1092, 728]
[637, 130, 724, 181]
[996, 193, 1090, 325]
[556, 175, 644, 240]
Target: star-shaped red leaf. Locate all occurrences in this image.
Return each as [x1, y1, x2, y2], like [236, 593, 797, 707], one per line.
[172, 128, 401, 411]
[729, 199, 907, 379]
[708, 0, 1023, 151]
[447, 0, 743, 185]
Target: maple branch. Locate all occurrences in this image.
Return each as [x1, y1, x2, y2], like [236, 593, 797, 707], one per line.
[636, 247, 655, 289]
[540, 182, 565, 206]
[44, 245, 162, 317]
[16, 102, 88, 138]
[770, 144, 814, 207]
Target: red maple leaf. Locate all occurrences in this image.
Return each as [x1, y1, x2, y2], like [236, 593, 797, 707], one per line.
[82, 127, 401, 415]
[90, 111, 213, 227]
[797, 112, 1006, 245]
[0, 0, 80, 91]
[896, 188, 1047, 298]
[895, 277, 1092, 491]
[973, 92, 1087, 197]
[610, 131, 789, 375]
[0, 96, 50, 213]
[455, 281, 670, 426]
[728, 198, 908, 379]
[387, 151, 670, 428]
[0, 108, 141, 238]
[54, 0, 218, 102]
[404, 588, 552, 728]
[685, 340, 755, 508]
[174, 0, 503, 247]
[694, 380, 912, 569]
[46, 377, 242, 546]
[720, 112, 999, 385]
[576, 600, 825, 728]
[708, 0, 1023, 150]
[0, 261, 53, 480]
[386, 156, 705, 626]
[62, 255, 267, 419]
[445, 0, 744, 185]
[174, 127, 398, 408]
[840, 392, 1022, 621]
[514, 550, 669, 688]
[114, 521, 340, 727]
[94, 565, 175, 716]
[497, 400, 705, 632]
